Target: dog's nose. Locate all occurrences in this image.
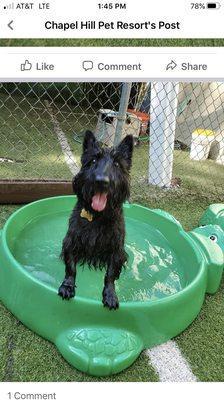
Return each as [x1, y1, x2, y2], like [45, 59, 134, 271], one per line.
[95, 175, 109, 185]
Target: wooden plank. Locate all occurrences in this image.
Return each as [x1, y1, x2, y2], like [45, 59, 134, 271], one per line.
[0, 180, 73, 204]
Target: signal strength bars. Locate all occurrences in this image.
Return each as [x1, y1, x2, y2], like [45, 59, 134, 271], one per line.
[3, 2, 14, 10]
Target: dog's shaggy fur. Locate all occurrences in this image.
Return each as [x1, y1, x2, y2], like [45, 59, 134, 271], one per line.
[58, 130, 133, 309]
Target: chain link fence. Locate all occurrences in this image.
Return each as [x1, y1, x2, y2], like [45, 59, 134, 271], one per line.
[0, 81, 224, 227]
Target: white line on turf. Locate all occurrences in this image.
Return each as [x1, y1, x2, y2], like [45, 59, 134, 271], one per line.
[146, 340, 197, 382]
[45, 100, 80, 175]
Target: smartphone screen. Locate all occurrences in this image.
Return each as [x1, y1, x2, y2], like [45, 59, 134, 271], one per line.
[0, 0, 223, 396]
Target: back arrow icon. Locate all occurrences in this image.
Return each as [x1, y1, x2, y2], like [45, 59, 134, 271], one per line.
[8, 20, 14, 30]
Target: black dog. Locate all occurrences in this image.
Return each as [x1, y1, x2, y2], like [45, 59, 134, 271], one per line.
[58, 130, 133, 310]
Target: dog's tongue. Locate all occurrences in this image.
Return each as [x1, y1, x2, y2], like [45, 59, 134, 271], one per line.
[91, 193, 107, 212]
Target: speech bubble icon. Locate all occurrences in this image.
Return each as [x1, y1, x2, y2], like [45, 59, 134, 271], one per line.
[82, 60, 94, 71]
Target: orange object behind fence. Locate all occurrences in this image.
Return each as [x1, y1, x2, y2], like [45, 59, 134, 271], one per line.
[127, 109, 150, 136]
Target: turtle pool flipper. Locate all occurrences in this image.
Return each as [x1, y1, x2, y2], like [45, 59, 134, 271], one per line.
[189, 224, 224, 294]
[199, 204, 224, 231]
[56, 327, 143, 376]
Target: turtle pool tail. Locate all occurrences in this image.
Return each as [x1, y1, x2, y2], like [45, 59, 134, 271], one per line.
[189, 204, 224, 295]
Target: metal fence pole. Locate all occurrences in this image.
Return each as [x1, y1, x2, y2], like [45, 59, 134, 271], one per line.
[148, 82, 179, 188]
[114, 82, 132, 146]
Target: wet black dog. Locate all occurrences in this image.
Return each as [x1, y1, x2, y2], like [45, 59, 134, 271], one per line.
[58, 130, 133, 309]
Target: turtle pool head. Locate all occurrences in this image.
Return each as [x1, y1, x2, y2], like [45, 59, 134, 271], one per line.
[190, 223, 224, 294]
[194, 224, 224, 252]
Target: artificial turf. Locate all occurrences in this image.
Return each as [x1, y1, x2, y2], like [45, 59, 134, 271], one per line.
[176, 278, 224, 382]
[0, 92, 73, 180]
[0, 39, 224, 46]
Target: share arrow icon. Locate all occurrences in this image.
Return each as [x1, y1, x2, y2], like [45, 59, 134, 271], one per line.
[166, 60, 177, 71]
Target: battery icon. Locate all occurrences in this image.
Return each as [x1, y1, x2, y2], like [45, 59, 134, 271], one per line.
[207, 2, 221, 8]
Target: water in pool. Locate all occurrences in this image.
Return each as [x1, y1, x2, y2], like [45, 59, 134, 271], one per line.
[13, 211, 186, 302]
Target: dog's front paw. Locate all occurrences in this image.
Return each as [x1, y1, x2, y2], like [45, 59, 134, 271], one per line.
[58, 281, 75, 300]
[102, 288, 119, 310]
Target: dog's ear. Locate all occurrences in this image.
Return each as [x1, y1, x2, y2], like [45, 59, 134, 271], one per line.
[116, 135, 134, 169]
[83, 130, 99, 153]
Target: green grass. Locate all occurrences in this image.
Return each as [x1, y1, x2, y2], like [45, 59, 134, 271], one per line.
[0, 39, 224, 46]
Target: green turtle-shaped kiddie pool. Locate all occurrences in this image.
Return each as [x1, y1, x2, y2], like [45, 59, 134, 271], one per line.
[0, 196, 223, 376]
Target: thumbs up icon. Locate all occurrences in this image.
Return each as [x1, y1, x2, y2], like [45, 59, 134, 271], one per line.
[20, 60, 32, 71]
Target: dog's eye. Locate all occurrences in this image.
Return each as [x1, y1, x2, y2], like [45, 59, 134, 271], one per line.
[114, 161, 119, 167]
[92, 158, 96, 164]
